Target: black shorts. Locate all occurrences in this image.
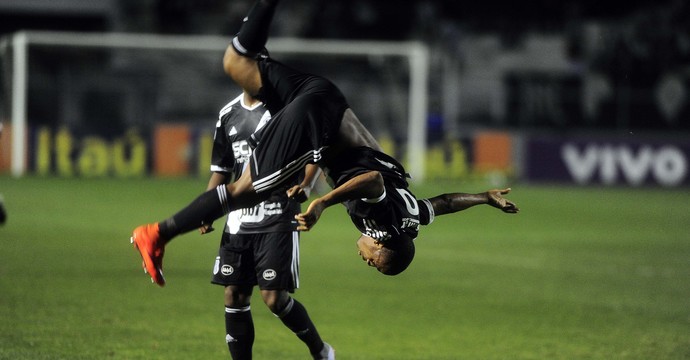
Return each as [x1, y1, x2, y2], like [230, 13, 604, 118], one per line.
[211, 231, 300, 291]
[249, 60, 348, 193]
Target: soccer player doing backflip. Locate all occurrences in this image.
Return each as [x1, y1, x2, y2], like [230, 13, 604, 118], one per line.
[131, 0, 518, 295]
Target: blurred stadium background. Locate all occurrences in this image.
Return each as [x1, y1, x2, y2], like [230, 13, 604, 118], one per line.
[0, 0, 689, 359]
[1, 0, 689, 184]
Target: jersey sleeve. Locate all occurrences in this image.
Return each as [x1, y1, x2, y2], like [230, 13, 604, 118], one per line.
[417, 198, 435, 226]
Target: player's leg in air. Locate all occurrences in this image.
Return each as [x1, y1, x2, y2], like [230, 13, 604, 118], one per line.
[131, 169, 260, 286]
[222, 0, 278, 97]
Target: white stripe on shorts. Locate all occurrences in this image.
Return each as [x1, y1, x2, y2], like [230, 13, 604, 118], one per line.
[291, 231, 300, 289]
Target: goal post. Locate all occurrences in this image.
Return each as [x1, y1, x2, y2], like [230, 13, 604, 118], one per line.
[2, 31, 429, 181]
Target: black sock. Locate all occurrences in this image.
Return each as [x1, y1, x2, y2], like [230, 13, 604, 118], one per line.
[233, 0, 281, 56]
[158, 185, 230, 240]
[275, 298, 324, 355]
[225, 305, 255, 359]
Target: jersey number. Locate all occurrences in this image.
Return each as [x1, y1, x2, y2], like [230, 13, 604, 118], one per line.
[395, 188, 419, 216]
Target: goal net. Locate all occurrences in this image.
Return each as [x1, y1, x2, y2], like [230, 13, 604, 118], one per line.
[0, 31, 429, 181]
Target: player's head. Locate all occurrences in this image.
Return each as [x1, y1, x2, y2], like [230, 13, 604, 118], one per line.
[356, 234, 415, 276]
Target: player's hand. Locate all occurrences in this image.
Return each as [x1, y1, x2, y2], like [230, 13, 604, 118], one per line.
[286, 185, 309, 203]
[487, 188, 519, 214]
[199, 222, 215, 234]
[295, 198, 326, 231]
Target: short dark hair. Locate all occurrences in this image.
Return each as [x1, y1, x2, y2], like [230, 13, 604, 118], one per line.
[377, 234, 415, 275]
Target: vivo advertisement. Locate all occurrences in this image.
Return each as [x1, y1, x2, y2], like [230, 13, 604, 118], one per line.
[525, 136, 690, 187]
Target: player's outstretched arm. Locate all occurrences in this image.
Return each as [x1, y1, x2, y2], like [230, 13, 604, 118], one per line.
[426, 188, 519, 217]
[295, 171, 384, 231]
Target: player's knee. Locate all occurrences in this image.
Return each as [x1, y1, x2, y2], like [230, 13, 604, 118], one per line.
[262, 290, 290, 314]
[225, 286, 251, 307]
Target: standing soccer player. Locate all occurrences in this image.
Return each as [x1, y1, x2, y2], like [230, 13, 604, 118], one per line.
[203, 91, 333, 359]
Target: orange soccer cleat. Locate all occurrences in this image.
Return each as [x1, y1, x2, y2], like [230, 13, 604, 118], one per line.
[130, 223, 166, 287]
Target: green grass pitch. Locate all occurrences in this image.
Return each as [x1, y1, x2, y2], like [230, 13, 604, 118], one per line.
[0, 176, 689, 359]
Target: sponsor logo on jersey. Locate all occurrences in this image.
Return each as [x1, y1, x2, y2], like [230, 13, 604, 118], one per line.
[401, 217, 420, 231]
[229, 126, 238, 136]
[232, 140, 252, 163]
[263, 201, 284, 216]
[221, 264, 234, 276]
[262, 269, 277, 280]
[226, 334, 237, 343]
